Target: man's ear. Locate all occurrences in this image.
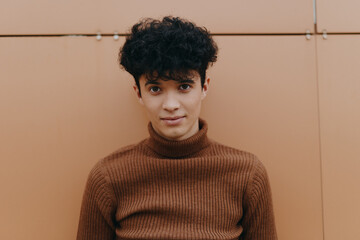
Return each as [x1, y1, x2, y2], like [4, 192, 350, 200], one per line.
[133, 85, 143, 105]
[201, 77, 210, 100]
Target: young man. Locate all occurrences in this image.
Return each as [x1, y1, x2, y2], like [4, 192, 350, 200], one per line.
[77, 16, 277, 240]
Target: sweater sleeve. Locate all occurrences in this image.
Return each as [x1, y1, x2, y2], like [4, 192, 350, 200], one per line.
[77, 160, 117, 240]
[239, 159, 277, 240]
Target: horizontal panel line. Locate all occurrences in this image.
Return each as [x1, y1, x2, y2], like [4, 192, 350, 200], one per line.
[3, 32, 360, 37]
[0, 34, 128, 37]
[0, 33, 313, 38]
[314, 32, 360, 35]
[212, 33, 308, 36]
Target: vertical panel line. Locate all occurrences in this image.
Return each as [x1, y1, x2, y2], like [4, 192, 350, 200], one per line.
[314, 35, 325, 240]
[313, 0, 317, 24]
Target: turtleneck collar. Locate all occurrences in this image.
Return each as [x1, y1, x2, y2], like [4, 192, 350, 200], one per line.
[145, 118, 210, 158]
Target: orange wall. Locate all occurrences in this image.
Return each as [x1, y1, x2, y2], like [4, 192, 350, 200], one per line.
[1, 1, 359, 240]
[0, 0, 314, 34]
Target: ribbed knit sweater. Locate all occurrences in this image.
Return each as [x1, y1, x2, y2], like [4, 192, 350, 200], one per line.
[77, 119, 277, 240]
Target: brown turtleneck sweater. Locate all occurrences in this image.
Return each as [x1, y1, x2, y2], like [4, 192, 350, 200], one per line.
[77, 119, 277, 240]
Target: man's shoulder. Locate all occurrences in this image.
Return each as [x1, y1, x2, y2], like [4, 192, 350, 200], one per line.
[100, 139, 146, 164]
[106, 141, 141, 157]
[87, 139, 147, 180]
[209, 139, 259, 161]
[88, 139, 145, 173]
[207, 139, 267, 171]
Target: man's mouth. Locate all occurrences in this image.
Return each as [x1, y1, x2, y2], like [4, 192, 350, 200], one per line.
[160, 116, 185, 125]
[161, 116, 183, 120]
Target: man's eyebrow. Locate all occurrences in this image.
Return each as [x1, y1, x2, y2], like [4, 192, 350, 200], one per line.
[145, 80, 161, 86]
[179, 79, 195, 84]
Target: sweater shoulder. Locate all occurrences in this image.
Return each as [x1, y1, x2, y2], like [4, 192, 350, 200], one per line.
[87, 140, 146, 181]
[208, 139, 260, 162]
[207, 139, 268, 175]
[100, 139, 146, 164]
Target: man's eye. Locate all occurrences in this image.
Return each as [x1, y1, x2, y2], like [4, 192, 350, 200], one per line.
[179, 84, 191, 91]
[149, 86, 161, 93]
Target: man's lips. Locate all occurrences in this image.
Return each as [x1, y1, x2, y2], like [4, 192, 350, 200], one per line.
[161, 116, 184, 120]
[160, 116, 185, 125]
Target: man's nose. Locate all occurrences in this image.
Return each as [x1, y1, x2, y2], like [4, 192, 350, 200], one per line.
[162, 92, 180, 111]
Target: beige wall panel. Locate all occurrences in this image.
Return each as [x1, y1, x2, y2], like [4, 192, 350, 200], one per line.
[317, 0, 360, 33]
[202, 36, 323, 240]
[0, 37, 148, 240]
[0, 35, 322, 239]
[317, 35, 360, 240]
[0, 0, 314, 34]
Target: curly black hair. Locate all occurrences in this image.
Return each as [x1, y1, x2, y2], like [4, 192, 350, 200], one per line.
[119, 16, 218, 91]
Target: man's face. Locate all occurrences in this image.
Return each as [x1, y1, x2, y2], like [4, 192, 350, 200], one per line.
[134, 71, 209, 141]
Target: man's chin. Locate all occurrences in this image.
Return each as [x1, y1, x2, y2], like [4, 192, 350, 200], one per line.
[159, 128, 185, 141]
